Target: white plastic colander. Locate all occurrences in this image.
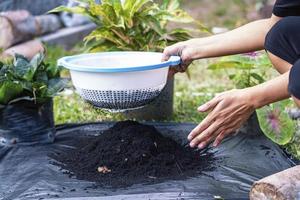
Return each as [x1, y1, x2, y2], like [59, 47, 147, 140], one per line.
[58, 51, 181, 111]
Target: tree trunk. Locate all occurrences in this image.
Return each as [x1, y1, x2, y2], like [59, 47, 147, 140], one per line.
[250, 165, 300, 200]
[0, 10, 62, 49]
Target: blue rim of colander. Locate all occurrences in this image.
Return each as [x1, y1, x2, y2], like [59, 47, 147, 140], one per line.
[57, 52, 181, 73]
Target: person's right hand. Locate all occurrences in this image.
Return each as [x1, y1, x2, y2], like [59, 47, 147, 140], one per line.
[162, 39, 199, 76]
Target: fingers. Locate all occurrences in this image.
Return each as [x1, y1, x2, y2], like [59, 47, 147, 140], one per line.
[188, 97, 223, 141]
[162, 42, 192, 74]
[198, 96, 222, 112]
[162, 48, 171, 62]
[188, 113, 213, 141]
[213, 129, 234, 147]
[162, 44, 180, 62]
[189, 120, 221, 148]
[190, 126, 234, 149]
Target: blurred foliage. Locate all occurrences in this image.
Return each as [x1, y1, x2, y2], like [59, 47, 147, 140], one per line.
[285, 126, 300, 160]
[50, 0, 207, 52]
[54, 92, 125, 124]
[208, 52, 272, 89]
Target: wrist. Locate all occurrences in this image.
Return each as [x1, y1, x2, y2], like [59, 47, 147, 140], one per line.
[244, 86, 267, 109]
[186, 39, 206, 59]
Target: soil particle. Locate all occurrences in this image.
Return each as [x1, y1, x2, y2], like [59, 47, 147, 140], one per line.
[50, 121, 215, 188]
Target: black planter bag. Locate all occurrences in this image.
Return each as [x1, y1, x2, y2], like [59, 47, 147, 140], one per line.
[0, 100, 55, 145]
[0, 114, 298, 200]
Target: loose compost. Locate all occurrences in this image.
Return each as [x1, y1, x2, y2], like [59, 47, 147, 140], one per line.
[50, 121, 215, 187]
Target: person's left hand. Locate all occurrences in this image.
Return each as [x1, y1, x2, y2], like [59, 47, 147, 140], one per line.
[188, 88, 256, 149]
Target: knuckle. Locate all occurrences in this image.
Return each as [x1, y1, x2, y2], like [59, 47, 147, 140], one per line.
[190, 130, 197, 137]
[163, 47, 170, 54]
[192, 137, 200, 145]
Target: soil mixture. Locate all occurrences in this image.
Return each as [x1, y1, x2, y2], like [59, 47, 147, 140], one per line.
[50, 121, 215, 188]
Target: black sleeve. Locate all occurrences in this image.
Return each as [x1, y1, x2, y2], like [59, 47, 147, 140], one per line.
[289, 59, 300, 100]
[273, 0, 300, 17]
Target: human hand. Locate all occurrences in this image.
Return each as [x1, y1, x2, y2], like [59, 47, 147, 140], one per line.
[188, 88, 256, 149]
[162, 39, 199, 76]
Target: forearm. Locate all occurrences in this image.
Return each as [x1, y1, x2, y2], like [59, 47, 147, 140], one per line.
[248, 72, 290, 109]
[189, 16, 280, 59]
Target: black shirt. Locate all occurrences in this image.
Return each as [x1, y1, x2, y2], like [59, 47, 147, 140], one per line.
[273, 0, 300, 17]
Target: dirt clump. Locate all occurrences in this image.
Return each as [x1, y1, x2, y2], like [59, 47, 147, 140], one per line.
[50, 121, 215, 188]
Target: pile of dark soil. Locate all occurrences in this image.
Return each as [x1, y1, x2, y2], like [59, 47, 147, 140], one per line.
[50, 121, 215, 188]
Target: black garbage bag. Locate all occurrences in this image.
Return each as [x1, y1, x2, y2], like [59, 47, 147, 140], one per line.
[0, 115, 297, 200]
[0, 100, 55, 145]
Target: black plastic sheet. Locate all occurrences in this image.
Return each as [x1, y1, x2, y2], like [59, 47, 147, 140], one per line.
[0, 101, 55, 146]
[0, 116, 297, 200]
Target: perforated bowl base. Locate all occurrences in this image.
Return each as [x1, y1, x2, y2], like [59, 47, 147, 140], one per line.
[77, 87, 163, 111]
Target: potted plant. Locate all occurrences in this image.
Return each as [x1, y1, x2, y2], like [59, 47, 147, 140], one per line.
[0, 52, 67, 145]
[51, 0, 207, 120]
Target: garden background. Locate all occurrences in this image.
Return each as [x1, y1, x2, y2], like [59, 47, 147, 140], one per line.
[1, 0, 299, 159]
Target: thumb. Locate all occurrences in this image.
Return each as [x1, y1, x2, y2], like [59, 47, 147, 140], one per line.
[198, 96, 222, 112]
[161, 53, 170, 62]
[162, 47, 172, 62]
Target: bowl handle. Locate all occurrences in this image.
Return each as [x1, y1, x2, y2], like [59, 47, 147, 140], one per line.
[166, 55, 181, 66]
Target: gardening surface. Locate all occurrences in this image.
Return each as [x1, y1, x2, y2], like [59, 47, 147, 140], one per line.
[0, 120, 296, 199]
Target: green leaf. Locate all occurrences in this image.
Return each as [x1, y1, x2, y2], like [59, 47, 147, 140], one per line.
[257, 100, 296, 145]
[23, 52, 45, 81]
[142, 16, 165, 36]
[0, 81, 23, 104]
[84, 27, 127, 47]
[46, 64, 60, 79]
[208, 61, 254, 70]
[48, 5, 87, 15]
[47, 78, 68, 97]
[13, 54, 31, 78]
[250, 73, 265, 84]
[166, 9, 195, 23]
[35, 71, 49, 83]
[163, 0, 180, 11]
[19, 81, 33, 92]
[166, 28, 192, 41]
[0, 65, 9, 83]
[228, 74, 236, 80]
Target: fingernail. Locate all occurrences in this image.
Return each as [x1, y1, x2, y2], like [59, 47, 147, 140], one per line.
[187, 135, 192, 141]
[213, 142, 218, 147]
[189, 142, 195, 148]
[198, 143, 204, 149]
[198, 105, 207, 112]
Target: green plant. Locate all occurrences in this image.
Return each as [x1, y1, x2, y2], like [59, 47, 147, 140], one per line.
[50, 0, 207, 52]
[208, 52, 272, 89]
[0, 53, 68, 106]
